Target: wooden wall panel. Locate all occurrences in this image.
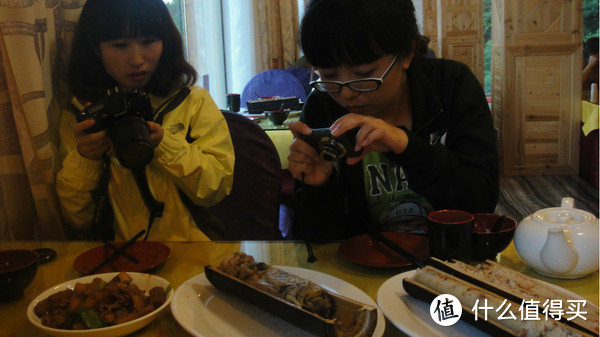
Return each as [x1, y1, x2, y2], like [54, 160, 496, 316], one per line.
[421, 0, 439, 57]
[437, 0, 485, 85]
[492, 0, 583, 176]
[422, 0, 484, 87]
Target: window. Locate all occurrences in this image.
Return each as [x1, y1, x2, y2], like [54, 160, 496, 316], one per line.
[164, 0, 306, 109]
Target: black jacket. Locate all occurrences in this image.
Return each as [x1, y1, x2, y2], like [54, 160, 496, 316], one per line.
[293, 57, 499, 241]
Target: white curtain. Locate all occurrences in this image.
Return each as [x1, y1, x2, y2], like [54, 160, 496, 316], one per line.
[0, 0, 82, 240]
[185, 0, 257, 109]
[184, 0, 302, 109]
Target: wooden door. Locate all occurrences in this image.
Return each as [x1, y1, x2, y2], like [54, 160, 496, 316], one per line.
[492, 0, 582, 175]
[422, 0, 485, 86]
[438, 0, 485, 85]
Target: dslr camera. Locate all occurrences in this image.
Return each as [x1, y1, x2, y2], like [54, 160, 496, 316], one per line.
[77, 87, 154, 169]
[299, 128, 362, 161]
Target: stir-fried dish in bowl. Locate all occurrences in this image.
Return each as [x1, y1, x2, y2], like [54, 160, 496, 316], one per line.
[27, 272, 172, 337]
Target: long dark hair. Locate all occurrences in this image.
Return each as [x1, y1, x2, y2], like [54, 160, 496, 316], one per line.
[67, 0, 196, 102]
[300, 0, 429, 68]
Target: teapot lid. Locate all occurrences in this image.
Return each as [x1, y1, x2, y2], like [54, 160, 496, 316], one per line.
[533, 207, 596, 227]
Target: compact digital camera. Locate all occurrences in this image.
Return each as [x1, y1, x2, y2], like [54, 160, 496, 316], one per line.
[77, 87, 154, 169]
[299, 128, 362, 161]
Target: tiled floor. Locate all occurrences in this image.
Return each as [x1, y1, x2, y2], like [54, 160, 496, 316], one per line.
[494, 175, 599, 222]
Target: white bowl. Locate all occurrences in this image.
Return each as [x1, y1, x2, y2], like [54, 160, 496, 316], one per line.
[27, 272, 172, 337]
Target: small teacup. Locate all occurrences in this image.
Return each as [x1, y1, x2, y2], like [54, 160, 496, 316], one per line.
[226, 93, 240, 112]
[427, 210, 474, 261]
[265, 110, 290, 125]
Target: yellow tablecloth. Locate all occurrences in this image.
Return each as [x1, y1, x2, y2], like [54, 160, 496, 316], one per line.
[255, 113, 299, 169]
[1, 240, 597, 337]
[582, 100, 599, 136]
[266, 130, 293, 169]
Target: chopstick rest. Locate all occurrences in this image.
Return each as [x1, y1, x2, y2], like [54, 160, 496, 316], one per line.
[87, 229, 146, 275]
[368, 230, 426, 268]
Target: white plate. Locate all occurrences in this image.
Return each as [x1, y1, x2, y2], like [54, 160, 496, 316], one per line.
[27, 272, 172, 337]
[377, 270, 589, 337]
[378, 270, 489, 337]
[171, 266, 385, 337]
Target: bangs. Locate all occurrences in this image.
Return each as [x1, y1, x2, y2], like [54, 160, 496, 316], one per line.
[300, 0, 417, 69]
[301, 2, 383, 68]
[301, 17, 384, 68]
[85, 0, 169, 42]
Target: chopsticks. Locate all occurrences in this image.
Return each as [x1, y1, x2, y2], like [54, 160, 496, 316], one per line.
[103, 241, 139, 264]
[305, 241, 317, 263]
[300, 171, 318, 264]
[87, 229, 146, 275]
[491, 215, 506, 232]
[368, 230, 426, 268]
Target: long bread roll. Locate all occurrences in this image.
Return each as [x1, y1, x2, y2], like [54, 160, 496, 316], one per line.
[428, 257, 599, 336]
[405, 265, 595, 337]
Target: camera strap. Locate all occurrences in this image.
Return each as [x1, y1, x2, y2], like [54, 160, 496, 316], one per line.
[132, 168, 164, 240]
[154, 86, 191, 124]
[88, 86, 226, 240]
[90, 154, 115, 241]
[127, 87, 190, 240]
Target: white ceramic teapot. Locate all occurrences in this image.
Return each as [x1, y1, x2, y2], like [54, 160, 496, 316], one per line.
[513, 197, 599, 279]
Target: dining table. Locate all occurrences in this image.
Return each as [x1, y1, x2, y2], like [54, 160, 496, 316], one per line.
[1, 239, 598, 337]
[253, 111, 300, 169]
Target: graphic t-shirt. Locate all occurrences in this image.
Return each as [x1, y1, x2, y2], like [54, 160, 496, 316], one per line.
[362, 151, 432, 233]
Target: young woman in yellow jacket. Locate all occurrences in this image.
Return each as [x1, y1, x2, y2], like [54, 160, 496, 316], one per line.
[56, 0, 234, 241]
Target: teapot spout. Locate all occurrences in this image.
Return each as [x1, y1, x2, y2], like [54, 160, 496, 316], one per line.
[540, 228, 578, 274]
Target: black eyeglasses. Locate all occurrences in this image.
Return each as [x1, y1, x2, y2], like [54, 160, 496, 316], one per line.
[309, 56, 398, 93]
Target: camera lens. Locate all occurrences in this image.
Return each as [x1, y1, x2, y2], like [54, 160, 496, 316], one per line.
[109, 116, 153, 168]
[320, 141, 347, 161]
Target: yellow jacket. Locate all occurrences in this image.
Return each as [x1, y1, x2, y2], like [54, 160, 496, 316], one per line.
[56, 86, 235, 241]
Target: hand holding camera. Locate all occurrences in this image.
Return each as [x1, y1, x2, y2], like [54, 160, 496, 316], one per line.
[76, 87, 155, 169]
[298, 128, 362, 162]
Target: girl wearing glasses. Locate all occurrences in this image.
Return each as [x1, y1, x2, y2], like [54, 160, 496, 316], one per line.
[288, 0, 499, 241]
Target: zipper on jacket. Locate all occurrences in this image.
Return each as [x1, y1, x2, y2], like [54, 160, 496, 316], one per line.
[414, 107, 443, 135]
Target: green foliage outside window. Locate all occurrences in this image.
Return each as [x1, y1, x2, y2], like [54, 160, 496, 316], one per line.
[583, 0, 599, 41]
